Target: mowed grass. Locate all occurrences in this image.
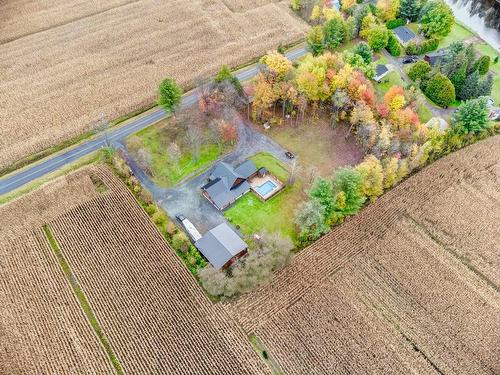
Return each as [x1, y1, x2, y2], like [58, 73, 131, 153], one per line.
[225, 153, 303, 241]
[375, 71, 405, 96]
[439, 22, 473, 48]
[127, 118, 231, 187]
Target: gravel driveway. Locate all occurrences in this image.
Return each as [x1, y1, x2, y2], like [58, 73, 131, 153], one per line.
[121, 113, 292, 233]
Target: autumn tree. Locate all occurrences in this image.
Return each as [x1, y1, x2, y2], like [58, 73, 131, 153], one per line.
[332, 167, 366, 215]
[356, 155, 384, 201]
[377, 0, 400, 21]
[295, 54, 332, 101]
[290, 0, 301, 11]
[383, 157, 399, 188]
[260, 51, 293, 80]
[310, 4, 321, 23]
[307, 26, 325, 56]
[158, 77, 183, 113]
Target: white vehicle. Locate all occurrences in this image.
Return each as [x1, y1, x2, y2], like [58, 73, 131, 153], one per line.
[176, 214, 202, 242]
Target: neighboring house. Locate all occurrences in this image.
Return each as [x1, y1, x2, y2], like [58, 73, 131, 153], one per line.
[202, 160, 257, 210]
[489, 107, 500, 121]
[195, 223, 248, 270]
[393, 26, 417, 47]
[424, 49, 447, 66]
[373, 64, 390, 82]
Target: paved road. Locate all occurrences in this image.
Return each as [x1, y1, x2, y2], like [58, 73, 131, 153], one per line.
[0, 45, 307, 196]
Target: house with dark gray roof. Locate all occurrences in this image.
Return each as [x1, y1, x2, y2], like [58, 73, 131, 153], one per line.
[202, 160, 257, 210]
[195, 222, 248, 269]
[393, 26, 416, 46]
[373, 64, 390, 82]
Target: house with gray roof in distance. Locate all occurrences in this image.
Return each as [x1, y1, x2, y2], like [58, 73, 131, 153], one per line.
[202, 160, 257, 210]
[373, 64, 390, 82]
[393, 26, 416, 46]
[195, 222, 248, 269]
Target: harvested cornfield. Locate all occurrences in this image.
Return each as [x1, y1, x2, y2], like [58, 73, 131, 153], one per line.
[0, 230, 114, 374]
[225, 136, 500, 374]
[0, 165, 267, 374]
[0, 0, 308, 170]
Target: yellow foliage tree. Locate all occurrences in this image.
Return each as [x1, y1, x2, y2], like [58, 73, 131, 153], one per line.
[377, 0, 400, 21]
[360, 13, 377, 39]
[396, 159, 409, 182]
[383, 157, 399, 188]
[389, 94, 406, 112]
[323, 7, 341, 21]
[356, 155, 384, 202]
[260, 51, 293, 80]
[341, 0, 356, 12]
[295, 54, 332, 101]
[310, 5, 321, 22]
[330, 64, 353, 91]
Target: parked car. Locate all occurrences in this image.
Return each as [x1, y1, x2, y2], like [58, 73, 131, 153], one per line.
[285, 151, 295, 159]
[402, 56, 419, 64]
[175, 214, 186, 222]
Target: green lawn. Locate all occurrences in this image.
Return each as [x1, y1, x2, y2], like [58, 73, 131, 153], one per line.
[417, 101, 433, 123]
[224, 153, 304, 241]
[375, 71, 405, 96]
[406, 23, 419, 34]
[439, 22, 473, 48]
[127, 118, 231, 187]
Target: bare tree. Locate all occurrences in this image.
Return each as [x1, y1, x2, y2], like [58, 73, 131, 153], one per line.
[186, 123, 203, 161]
[95, 113, 110, 146]
[167, 142, 181, 172]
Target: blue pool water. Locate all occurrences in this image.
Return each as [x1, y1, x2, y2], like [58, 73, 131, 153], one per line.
[255, 180, 277, 196]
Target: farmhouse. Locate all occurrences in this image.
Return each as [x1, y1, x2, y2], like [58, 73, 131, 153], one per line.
[202, 160, 257, 210]
[195, 223, 248, 270]
[373, 64, 390, 82]
[393, 26, 417, 46]
[424, 49, 447, 66]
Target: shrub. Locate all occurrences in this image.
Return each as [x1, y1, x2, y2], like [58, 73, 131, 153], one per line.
[424, 73, 455, 107]
[172, 232, 190, 252]
[386, 18, 405, 29]
[405, 38, 439, 55]
[408, 61, 431, 81]
[386, 32, 401, 56]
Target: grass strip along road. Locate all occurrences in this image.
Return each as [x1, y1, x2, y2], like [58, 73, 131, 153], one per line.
[0, 46, 307, 196]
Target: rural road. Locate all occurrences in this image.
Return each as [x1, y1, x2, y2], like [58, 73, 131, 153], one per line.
[0, 45, 308, 196]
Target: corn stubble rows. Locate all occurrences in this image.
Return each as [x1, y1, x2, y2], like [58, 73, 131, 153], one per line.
[0, 166, 267, 374]
[0, 230, 114, 374]
[0, 0, 308, 169]
[225, 136, 500, 374]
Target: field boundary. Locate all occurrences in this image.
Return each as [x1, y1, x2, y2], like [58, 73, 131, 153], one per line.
[42, 224, 124, 375]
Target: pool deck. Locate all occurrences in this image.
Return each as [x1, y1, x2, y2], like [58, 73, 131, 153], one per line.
[249, 174, 283, 201]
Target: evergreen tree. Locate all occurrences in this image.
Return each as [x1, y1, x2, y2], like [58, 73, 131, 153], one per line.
[332, 168, 366, 215]
[477, 73, 493, 97]
[399, 0, 421, 21]
[323, 17, 346, 50]
[307, 26, 325, 56]
[158, 77, 183, 113]
[353, 42, 373, 64]
[449, 60, 467, 95]
[309, 178, 335, 219]
[458, 70, 480, 100]
[451, 97, 490, 133]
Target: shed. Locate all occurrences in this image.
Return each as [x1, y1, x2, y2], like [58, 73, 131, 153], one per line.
[393, 26, 416, 46]
[195, 223, 248, 270]
[424, 50, 446, 66]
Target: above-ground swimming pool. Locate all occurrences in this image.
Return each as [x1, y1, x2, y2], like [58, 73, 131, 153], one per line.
[254, 180, 277, 197]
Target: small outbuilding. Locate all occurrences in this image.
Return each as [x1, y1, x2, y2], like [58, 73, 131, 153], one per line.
[373, 64, 390, 82]
[424, 50, 447, 66]
[195, 223, 248, 270]
[393, 26, 417, 46]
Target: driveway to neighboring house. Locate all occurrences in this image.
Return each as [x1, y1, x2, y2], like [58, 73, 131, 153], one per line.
[118, 113, 292, 233]
[382, 49, 455, 119]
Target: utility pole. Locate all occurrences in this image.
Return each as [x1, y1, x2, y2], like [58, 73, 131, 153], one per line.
[97, 113, 110, 147]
